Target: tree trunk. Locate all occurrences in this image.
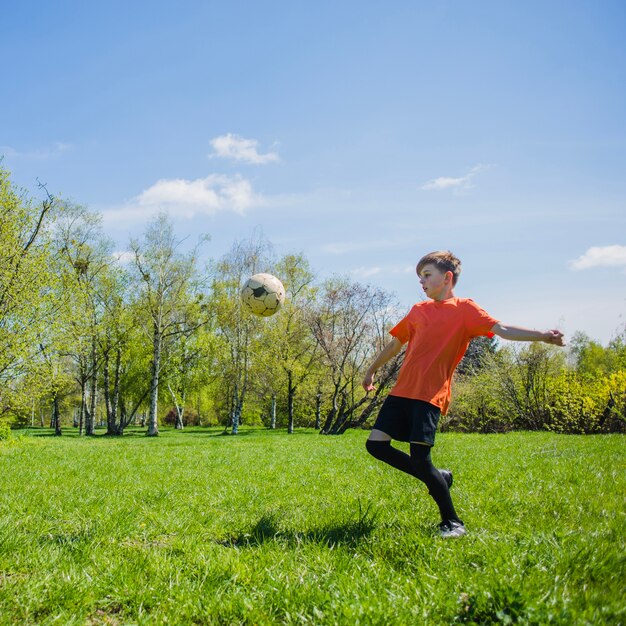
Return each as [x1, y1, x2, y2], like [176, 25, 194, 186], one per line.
[111, 347, 121, 431]
[231, 384, 240, 435]
[117, 397, 128, 435]
[168, 381, 185, 429]
[287, 371, 295, 434]
[105, 348, 123, 436]
[270, 395, 276, 429]
[79, 379, 86, 435]
[315, 388, 322, 430]
[230, 400, 241, 435]
[86, 337, 97, 436]
[147, 322, 161, 436]
[103, 352, 113, 433]
[231, 369, 247, 435]
[320, 383, 340, 434]
[52, 391, 62, 436]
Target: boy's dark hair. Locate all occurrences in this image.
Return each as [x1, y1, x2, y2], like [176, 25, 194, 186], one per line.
[416, 251, 462, 286]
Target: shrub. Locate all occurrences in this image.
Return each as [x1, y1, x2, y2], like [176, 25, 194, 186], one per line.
[163, 407, 203, 427]
[446, 371, 512, 433]
[448, 344, 626, 435]
[546, 370, 626, 434]
[0, 421, 12, 441]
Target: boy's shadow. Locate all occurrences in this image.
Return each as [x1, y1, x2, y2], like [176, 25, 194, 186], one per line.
[222, 506, 379, 549]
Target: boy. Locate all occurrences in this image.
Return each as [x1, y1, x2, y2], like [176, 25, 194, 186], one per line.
[362, 251, 565, 538]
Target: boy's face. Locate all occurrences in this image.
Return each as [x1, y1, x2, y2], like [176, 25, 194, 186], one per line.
[417, 264, 453, 301]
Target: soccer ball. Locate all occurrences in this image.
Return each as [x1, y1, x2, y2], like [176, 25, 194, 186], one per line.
[240, 273, 285, 317]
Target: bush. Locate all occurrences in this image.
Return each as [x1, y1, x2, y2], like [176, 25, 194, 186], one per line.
[546, 370, 626, 434]
[448, 343, 626, 435]
[446, 371, 512, 433]
[163, 407, 203, 427]
[0, 421, 12, 441]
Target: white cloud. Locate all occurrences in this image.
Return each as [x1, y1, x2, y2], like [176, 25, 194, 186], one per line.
[421, 164, 486, 191]
[102, 174, 264, 224]
[350, 264, 414, 280]
[209, 133, 279, 164]
[0, 142, 72, 160]
[351, 266, 381, 278]
[569, 245, 626, 270]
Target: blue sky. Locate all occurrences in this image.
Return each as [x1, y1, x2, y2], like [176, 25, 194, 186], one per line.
[2, 1, 625, 344]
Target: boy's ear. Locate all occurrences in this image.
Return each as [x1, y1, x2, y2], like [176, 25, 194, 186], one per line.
[445, 270, 453, 283]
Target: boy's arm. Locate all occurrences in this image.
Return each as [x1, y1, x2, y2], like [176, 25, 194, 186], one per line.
[362, 337, 404, 391]
[491, 323, 565, 346]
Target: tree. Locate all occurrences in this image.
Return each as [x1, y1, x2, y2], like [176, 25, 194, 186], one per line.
[53, 201, 113, 435]
[163, 307, 217, 429]
[211, 234, 271, 434]
[310, 278, 402, 434]
[130, 213, 208, 436]
[491, 343, 566, 430]
[262, 253, 318, 433]
[0, 167, 56, 421]
[96, 259, 150, 436]
[570, 330, 626, 377]
[456, 335, 498, 376]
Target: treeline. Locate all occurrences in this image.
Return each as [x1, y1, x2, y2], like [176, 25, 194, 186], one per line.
[0, 167, 402, 436]
[1, 166, 624, 437]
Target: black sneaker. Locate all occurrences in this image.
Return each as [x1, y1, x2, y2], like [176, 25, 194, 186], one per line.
[440, 469, 453, 489]
[438, 520, 466, 538]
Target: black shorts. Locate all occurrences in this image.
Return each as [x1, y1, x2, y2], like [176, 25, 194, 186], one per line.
[372, 395, 441, 446]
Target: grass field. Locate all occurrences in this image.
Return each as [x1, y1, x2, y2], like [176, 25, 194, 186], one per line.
[0, 427, 624, 625]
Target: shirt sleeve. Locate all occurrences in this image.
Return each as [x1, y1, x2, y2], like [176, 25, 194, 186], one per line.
[389, 314, 411, 344]
[463, 299, 499, 338]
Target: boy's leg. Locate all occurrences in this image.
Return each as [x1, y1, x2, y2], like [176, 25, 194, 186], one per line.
[366, 431, 453, 487]
[366, 430, 415, 477]
[410, 442, 461, 524]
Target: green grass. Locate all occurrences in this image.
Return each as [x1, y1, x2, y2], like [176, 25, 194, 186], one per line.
[1, 428, 624, 625]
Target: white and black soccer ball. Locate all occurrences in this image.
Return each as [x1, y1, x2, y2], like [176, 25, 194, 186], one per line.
[240, 273, 285, 317]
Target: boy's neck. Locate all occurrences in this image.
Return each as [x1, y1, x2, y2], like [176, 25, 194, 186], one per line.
[431, 291, 455, 302]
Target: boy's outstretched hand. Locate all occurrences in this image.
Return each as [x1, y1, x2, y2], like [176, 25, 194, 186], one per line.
[544, 330, 566, 346]
[362, 372, 375, 392]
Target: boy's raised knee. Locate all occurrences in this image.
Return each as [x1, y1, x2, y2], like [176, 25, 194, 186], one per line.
[366, 438, 389, 459]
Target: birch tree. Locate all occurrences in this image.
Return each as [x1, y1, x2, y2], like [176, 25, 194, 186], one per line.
[261, 253, 318, 433]
[212, 234, 271, 434]
[0, 167, 56, 419]
[130, 213, 208, 436]
[53, 202, 112, 435]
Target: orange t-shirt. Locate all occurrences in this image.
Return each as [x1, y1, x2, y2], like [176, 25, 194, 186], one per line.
[389, 297, 498, 414]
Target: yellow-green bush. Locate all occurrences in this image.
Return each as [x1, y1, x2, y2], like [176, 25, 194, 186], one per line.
[0, 420, 12, 441]
[547, 371, 625, 434]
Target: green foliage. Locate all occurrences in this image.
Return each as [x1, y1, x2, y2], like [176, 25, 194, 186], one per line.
[447, 370, 507, 433]
[0, 429, 623, 624]
[546, 370, 626, 434]
[0, 166, 56, 420]
[450, 341, 626, 435]
[0, 420, 11, 440]
[456, 335, 498, 376]
[570, 330, 626, 376]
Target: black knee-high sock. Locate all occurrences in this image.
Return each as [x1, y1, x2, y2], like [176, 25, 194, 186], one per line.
[365, 439, 461, 523]
[366, 440, 416, 477]
[409, 443, 460, 524]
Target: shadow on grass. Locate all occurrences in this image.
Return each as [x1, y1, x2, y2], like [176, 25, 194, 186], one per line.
[219, 502, 379, 549]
